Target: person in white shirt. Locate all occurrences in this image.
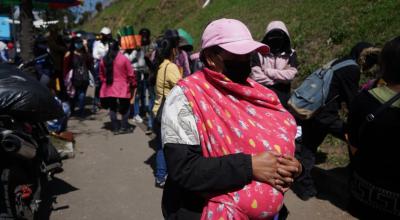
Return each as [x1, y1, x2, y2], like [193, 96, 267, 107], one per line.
[92, 27, 112, 112]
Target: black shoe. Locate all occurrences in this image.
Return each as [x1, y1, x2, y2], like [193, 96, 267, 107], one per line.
[112, 128, 120, 135]
[119, 127, 133, 134]
[145, 128, 153, 135]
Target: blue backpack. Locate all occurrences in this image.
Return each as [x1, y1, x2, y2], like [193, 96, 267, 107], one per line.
[288, 59, 358, 120]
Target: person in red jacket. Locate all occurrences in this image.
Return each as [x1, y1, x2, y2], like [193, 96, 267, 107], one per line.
[100, 40, 136, 134]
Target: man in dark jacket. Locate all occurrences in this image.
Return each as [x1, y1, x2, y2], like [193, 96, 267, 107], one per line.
[291, 42, 373, 201]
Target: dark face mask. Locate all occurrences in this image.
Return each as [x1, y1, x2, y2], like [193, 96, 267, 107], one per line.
[222, 60, 251, 84]
[101, 35, 112, 44]
[268, 37, 285, 55]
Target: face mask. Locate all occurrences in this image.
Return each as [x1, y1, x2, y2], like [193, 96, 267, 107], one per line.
[268, 37, 285, 55]
[74, 43, 83, 50]
[222, 60, 251, 84]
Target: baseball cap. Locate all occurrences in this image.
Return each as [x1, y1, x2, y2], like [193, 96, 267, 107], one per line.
[100, 27, 111, 35]
[201, 18, 269, 55]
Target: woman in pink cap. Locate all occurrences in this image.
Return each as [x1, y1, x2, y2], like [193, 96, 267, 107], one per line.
[161, 18, 302, 220]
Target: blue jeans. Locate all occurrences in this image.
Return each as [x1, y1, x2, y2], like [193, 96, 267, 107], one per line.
[73, 87, 87, 117]
[147, 85, 155, 129]
[132, 76, 155, 129]
[133, 78, 145, 117]
[155, 128, 167, 181]
[92, 60, 101, 112]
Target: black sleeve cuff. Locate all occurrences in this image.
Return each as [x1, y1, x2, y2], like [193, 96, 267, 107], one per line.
[242, 154, 253, 184]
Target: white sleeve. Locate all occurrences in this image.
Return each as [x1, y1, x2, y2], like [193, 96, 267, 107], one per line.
[92, 41, 100, 60]
[161, 86, 200, 146]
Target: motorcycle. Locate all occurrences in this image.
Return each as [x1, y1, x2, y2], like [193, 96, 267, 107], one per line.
[0, 63, 64, 220]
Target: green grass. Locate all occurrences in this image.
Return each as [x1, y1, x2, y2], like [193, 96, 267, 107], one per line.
[82, 0, 400, 167]
[83, 0, 400, 80]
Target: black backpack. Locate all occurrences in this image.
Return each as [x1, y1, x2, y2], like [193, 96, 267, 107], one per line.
[72, 55, 89, 88]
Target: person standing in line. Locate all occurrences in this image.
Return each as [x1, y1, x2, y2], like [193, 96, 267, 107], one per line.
[250, 20, 298, 109]
[137, 28, 156, 134]
[126, 37, 148, 127]
[175, 28, 193, 78]
[64, 36, 94, 118]
[347, 36, 400, 220]
[100, 40, 136, 134]
[161, 18, 302, 219]
[152, 30, 182, 187]
[92, 27, 112, 113]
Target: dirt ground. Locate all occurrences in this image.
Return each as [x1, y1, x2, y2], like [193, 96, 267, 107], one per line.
[38, 91, 356, 220]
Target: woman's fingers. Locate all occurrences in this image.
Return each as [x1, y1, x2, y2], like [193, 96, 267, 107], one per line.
[274, 180, 290, 193]
[278, 156, 302, 177]
[278, 156, 297, 167]
[277, 167, 293, 177]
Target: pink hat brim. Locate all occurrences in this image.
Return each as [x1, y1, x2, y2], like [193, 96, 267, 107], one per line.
[219, 40, 270, 55]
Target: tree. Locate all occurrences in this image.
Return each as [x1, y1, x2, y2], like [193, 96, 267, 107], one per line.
[20, 0, 35, 64]
[95, 2, 103, 13]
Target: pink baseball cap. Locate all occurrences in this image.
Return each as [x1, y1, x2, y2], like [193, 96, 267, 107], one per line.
[201, 18, 269, 55]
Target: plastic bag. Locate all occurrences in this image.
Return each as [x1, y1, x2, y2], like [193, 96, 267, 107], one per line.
[0, 64, 63, 122]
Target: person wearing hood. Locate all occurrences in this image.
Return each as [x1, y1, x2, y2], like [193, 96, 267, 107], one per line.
[250, 21, 298, 108]
[291, 42, 374, 201]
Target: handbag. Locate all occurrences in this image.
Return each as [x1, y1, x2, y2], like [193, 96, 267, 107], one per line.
[155, 63, 169, 125]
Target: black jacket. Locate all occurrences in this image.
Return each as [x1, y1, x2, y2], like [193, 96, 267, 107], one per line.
[162, 143, 252, 219]
[347, 90, 400, 192]
[313, 58, 360, 126]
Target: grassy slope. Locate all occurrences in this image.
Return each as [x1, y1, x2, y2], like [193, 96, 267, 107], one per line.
[84, 0, 400, 166]
[84, 0, 400, 79]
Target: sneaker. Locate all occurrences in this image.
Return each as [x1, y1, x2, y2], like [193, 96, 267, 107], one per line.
[145, 128, 153, 135]
[133, 115, 143, 124]
[155, 177, 166, 188]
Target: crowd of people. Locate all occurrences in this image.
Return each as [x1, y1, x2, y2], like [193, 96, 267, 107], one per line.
[1, 16, 399, 220]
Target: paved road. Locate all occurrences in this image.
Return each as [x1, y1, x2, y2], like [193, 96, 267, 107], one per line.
[44, 104, 355, 220]
[48, 111, 163, 220]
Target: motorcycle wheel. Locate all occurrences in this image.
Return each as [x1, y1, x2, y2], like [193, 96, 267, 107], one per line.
[0, 166, 36, 220]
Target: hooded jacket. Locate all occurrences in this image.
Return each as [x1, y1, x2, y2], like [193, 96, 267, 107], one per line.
[250, 21, 298, 106]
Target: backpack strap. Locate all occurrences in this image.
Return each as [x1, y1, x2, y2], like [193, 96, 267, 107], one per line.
[331, 59, 358, 72]
[161, 63, 170, 98]
[358, 92, 400, 141]
[366, 92, 400, 122]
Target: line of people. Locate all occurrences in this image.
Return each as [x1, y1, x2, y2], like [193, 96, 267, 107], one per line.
[153, 19, 399, 220]
[5, 16, 398, 219]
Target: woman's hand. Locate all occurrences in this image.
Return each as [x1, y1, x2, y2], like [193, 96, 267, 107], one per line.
[251, 152, 281, 187]
[252, 153, 302, 193]
[274, 155, 302, 192]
